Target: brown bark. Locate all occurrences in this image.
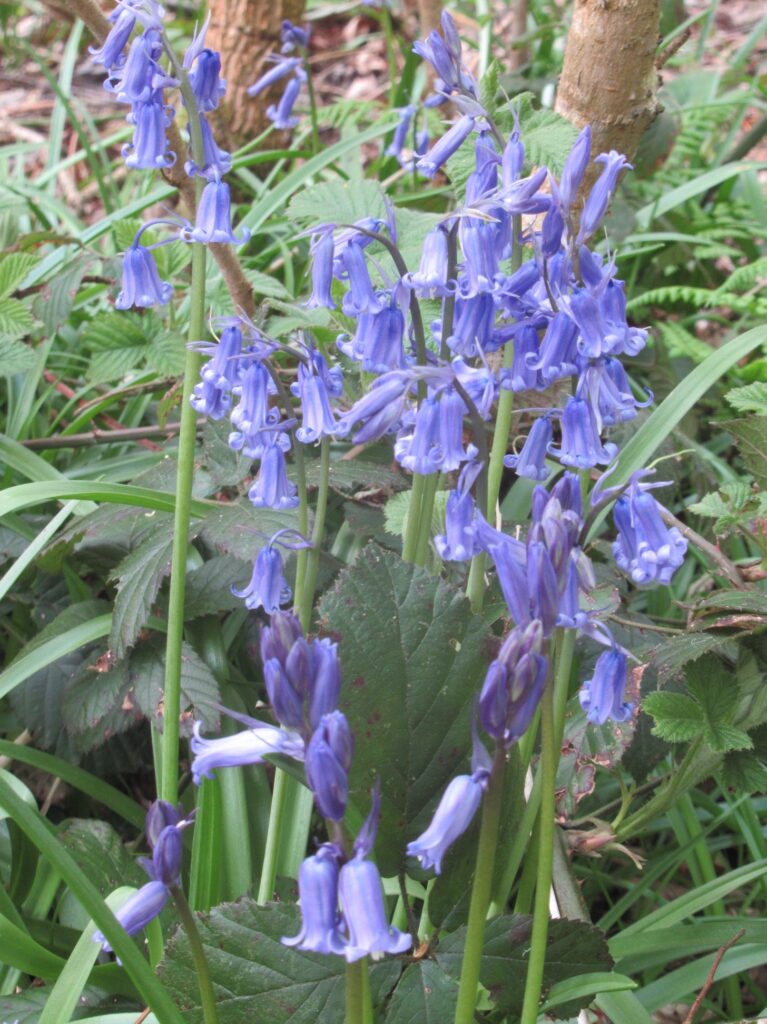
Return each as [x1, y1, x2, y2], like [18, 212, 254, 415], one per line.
[503, 0, 529, 73]
[555, 0, 663, 164]
[416, 0, 442, 37]
[207, 0, 306, 148]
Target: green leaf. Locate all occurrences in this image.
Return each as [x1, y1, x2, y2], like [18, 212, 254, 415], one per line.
[304, 456, 405, 494]
[31, 260, 86, 336]
[157, 899, 401, 1023]
[0, 296, 34, 339]
[634, 160, 767, 229]
[0, 336, 37, 375]
[649, 631, 736, 681]
[183, 555, 251, 619]
[657, 321, 713, 364]
[384, 960, 459, 1023]
[721, 416, 767, 487]
[437, 915, 612, 1020]
[0, 480, 213, 519]
[109, 527, 176, 657]
[720, 749, 767, 792]
[0, 252, 39, 299]
[198, 501, 300, 562]
[319, 544, 493, 874]
[705, 722, 753, 754]
[479, 59, 501, 115]
[541, 972, 637, 1012]
[519, 107, 579, 174]
[726, 381, 767, 414]
[643, 691, 705, 742]
[245, 268, 292, 301]
[58, 819, 147, 899]
[81, 311, 170, 383]
[286, 179, 387, 228]
[686, 661, 739, 726]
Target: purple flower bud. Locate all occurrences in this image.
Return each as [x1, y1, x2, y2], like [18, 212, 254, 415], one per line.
[309, 638, 342, 729]
[577, 150, 632, 243]
[502, 128, 525, 189]
[188, 49, 225, 112]
[280, 20, 311, 52]
[305, 712, 353, 820]
[613, 483, 687, 586]
[248, 443, 299, 510]
[406, 771, 487, 874]
[551, 397, 618, 470]
[417, 115, 475, 178]
[579, 648, 631, 724]
[406, 226, 453, 298]
[115, 242, 172, 310]
[191, 719, 302, 784]
[386, 105, 416, 162]
[559, 125, 592, 212]
[265, 658, 304, 729]
[186, 113, 232, 179]
[93, 881, 168, 951]
[541, 204, 564, 258]
[434, 461, 483, 561]
[338, 856, 412, 962]
[336, 371, 411, 443]
[191, 323, 242, 419]
[413, 33, 456, 89]
[261, 611, 304, 665]
[148, 825, 182, 886]
[145, 800, 183, 849]
[306, 229, 336, 309]
[247, 56, 302, 97]
[267, 70, 305, 130]
[282, 845, 347, 955]
[232, 543, 291, 612]
[90, 7, 137, 70]
[479, 621, 547, 744]
[185, 179, 250, 245]
[527, 541, 560, 636]
[122, 92, 176, 169]
[504, 416, 552, 481]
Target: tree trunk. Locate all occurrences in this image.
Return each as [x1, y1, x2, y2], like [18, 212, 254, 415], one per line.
[555, 0, 663, 163]
[208, 0, 306, 148]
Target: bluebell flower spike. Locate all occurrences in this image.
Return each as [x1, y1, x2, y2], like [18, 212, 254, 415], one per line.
[282, 845, 347, 955]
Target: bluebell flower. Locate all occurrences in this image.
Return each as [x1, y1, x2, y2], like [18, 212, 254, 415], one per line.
[417, 114, 475, 178]
[306, 228, 336, 309]
[501, 123, 525, 189]
[558, 125, 592, 213]
[459, 218, 502, 297]
[185, 113, 232, 180]
[267, 69, 305, 130]
[110, 28, 166, 104]
[452, 356, 498, 420]
[406, 770, 488, 874]
[141, 825, 183, 887]
[386, 105, 416, 162]
[340, 295, 407, 373]
[551, 396, 618, 470]
[504, 416, 552, 481]
[613, 480, 687, 586]
[185, 178, 250, 245]
[115, 241, 172, 309]
[338, 855, 412, 962]
[188, 48, 225, 112]
[232, 541, 291, 612]
[527, 540, 561, 635]
[248, 442, 299, 510]
[340, 240, 382, 317]
[406, 225, 453, 298]
[260, 609, 304, 665]
[336, 370, 413, 443]
[247, 55, 303, 96]
[501, 324, 542, 391]
[122, 91, 176, 169]
[479, 621, 548, 745]
[93, 880, 169, 952]
[396, 387, 475, 475]
[264, 657, 304, 730]
[579, 648, 632, 724]
[191, 718, 304, 784]
[282, 845, 347, 955]
[291, 358, 337, 443]
[145, 800, 183, 848]
[577, 150, 632, 244]
[228, 360, 272, 446]
[280, 20, 311, 52]
[528, 312, 579, 384]
[90, 5, 137, 70]
[308, 638, 342, 729]
[499, 166, 550, 216]
[305, 712, 353, 820]
[434, 462, 483, 561]
[413, 11, 477, 99]
[446, 292, 495, 357]
[190, 323, 242, 419]
[541, 204, 565, 258]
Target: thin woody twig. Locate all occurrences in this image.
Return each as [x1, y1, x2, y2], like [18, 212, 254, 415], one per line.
[680, 928, 746, 1024]
[655, 27, 692, 69]
[21, 422, 203, 450]
[659, 507, 746, 589]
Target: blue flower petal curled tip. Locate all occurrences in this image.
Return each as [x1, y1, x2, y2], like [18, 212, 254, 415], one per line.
[504, 416, 552, 482]
[187, 48, 226, 112]
[577, 150, 632, 244]
[305, 712, 353, 821]
[115, 243, 172, 310]
[416, 115, 475, 178]
[190, 720, 303, 784]
[613, 482, 687, 586]
[247, 443, 299, 510]
[405, 225, 453, 298]
[90, 6, 137, 70]
[551, 396, 618, 470]
[406, 772, 487, 874]
[185, 114, 232, 179]
[93, 880, 169, 952]
[282, 846, 347, 955]
[190, 323, 242, 419]
[122, 92, 176, 170]
[232, 543, 292, 613]
[185, 179, 250, 245]
[579, 648, 632, 725]
[339, 856, 412, 962]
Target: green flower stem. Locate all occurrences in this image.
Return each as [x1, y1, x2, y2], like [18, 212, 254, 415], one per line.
[346, 958, 374, 1024]
[257, 766, 289, 904]
[403, 472, 426, 563]
[454, 749, 507, 1024]
[296, 436, 331, 630]
[170, 886, 220, 1024]
[301, 48, 321, 156]
[519, 671, 557, 1024]
[414, 472, 440, 567]
[489, 766, 541, 915]
[159, 71, 207, 803]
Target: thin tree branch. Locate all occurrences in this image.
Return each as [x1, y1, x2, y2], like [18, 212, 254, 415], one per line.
[21, 422, 202, 450]
[681, 929, 746, 1024]
[659, 507, 746, 589]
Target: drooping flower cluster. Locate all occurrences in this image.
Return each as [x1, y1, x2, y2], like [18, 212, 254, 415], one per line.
[92, 1, 248, 311]
[247, 20, 311, 131]
[190, 610, 412, 962]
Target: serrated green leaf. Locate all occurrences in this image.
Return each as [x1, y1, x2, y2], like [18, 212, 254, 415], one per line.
[721, 416, 767, 487]
[157, 899, 401, 1023]
[287, 179, 387, 228]
[720, 749, 767, 792]
[479, 59, 501, 116]
[686, 662, 739, 726]
[704, 722, 753, 753]
[519, 107, 579, 174]
[318, 544, 493, 874]
[643, 692, 705, 742]
[305, 457, 406, 494]
[657, 321, 712, 364]
[0, 336, 36, 375]
[81, 311, 164, 383]
[384, 960, 459, 1023]
[58, 819, 146, 900]
[198, 501, 300, 562]
[32, 260, 87, 336]
[109, 528, 176, 658]
[726, 381, 767, 414]
[183, 555, 250, 619]
[0, 296, 34, 339]
[649, 632, 736, 680]
[0, 252, 39, 299]
[245, 268, 291, 301]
